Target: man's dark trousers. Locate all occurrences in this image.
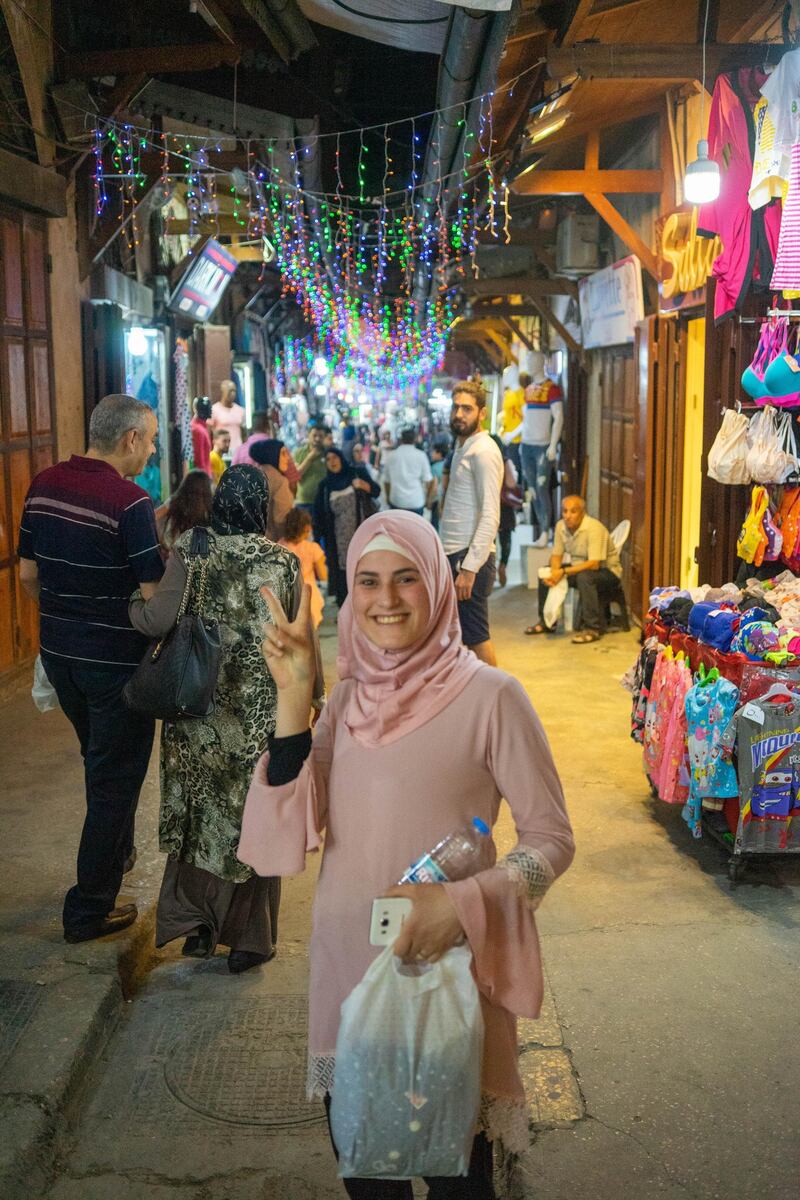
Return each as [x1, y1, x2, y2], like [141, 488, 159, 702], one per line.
[538, 568, 619, 632]
[43, 658, 155, 935]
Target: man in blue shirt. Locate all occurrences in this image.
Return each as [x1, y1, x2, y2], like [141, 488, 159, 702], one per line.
[18, 395, 164, 942]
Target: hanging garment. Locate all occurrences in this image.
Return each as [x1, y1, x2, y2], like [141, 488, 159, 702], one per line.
[643, 648, 672, 783]
[721, 692, 800, 853]
[749, 96, 790, 210]
[770, 143, 800, 291]
[697, 69, 782, 322]
[683, 674, 740, 838]
[657, 655, 692, 806]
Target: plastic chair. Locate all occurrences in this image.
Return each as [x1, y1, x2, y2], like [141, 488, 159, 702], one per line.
[611, 519, 631, 552]
[606, 519, 631, 631]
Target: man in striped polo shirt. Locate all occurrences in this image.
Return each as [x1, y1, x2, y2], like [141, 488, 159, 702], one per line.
[18, 395, 164, 943]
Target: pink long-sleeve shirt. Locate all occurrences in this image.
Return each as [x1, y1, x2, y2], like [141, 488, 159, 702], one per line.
[238, 667, 574, 1151]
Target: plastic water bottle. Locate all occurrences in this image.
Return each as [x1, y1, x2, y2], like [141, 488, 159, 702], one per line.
[398, 818, 492, 884]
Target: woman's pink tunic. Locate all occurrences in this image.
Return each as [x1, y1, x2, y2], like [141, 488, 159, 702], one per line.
[239, 666, 574, 1152]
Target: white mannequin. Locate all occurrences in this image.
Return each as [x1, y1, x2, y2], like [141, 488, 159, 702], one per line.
[509, 351, 564, 547]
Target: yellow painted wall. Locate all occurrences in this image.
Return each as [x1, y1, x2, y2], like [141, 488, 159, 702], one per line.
[680, 317, 705, 588]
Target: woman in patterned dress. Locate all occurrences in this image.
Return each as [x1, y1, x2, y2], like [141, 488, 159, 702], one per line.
[129, 466, 306, 974]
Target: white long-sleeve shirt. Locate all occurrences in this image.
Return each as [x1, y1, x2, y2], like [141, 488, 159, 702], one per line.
[440, 430, 503, 573]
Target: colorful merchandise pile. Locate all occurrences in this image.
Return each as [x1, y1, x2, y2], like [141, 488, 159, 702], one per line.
[626, 579, 800, 866]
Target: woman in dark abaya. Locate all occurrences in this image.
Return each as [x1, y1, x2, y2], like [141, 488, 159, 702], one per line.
[312, 448, 380, 606]
[129, 466, 307, 973]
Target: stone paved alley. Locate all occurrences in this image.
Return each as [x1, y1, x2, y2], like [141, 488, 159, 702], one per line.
[2, 586, 800, 1200]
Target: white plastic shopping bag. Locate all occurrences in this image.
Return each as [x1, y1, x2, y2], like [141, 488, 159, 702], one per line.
[330, 943, 484, 1180]
[538, 568, 568, 628]
[31, 655, 59, 713]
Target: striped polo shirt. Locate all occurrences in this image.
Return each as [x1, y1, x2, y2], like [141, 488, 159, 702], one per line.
[17, 456, 164, 668]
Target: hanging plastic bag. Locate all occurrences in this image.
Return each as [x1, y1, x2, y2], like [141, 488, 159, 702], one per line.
[737, 486, 770, 563]
[746, 406, 794, 483]
[31, 655, 59, 713]
[330, 943, 483, 1181]
[707, 408, 750, 485]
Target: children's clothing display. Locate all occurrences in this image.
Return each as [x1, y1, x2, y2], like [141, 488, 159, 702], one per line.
[630, 581, 800, 870]
[721, 688, 800, 853]
[683, 670, 740, 838]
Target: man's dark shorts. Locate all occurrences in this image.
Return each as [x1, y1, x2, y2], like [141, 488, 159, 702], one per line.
[447, 551, 496, 646]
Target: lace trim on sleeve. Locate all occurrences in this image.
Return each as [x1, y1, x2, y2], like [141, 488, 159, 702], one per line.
[496, 844, 555, 911]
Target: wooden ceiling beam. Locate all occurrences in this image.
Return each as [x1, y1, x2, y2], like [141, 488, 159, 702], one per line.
[465, 276, 578, 298]
[505, 11, 548, 44]
[503, 316, 536, 352]
[527, 297, 581, 356]
[60, 43, 241, 81]
[547, 42, 782, 81]
[190, 0, 238, 45]
[729, 1, 780, 42]
[585, 190, 659, 279]
[512, 168, 663, 196]
[530, 94, 664, 153]
[471, 303, 553, 319]
[561, 0, 596, 48]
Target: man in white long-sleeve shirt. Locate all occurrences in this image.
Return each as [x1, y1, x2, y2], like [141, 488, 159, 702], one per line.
[440, 380, 503, 665]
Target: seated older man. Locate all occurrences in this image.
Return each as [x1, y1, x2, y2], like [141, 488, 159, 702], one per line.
[525, 495, 622, 644]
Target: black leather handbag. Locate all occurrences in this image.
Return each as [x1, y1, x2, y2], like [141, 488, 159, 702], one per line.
[123, 527, 221, 720]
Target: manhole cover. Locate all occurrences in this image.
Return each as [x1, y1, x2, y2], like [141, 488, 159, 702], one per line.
[0, 980, 42, 1070]
[164, 995, 321, 1127]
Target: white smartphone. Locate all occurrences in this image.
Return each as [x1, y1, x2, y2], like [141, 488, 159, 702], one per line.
[369, 897, 413, 947]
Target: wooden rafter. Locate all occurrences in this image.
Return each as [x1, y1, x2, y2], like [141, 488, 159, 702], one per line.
[561, 0, 595, 47]
[503, 317, 536, 352]
[512, 168, 663, 196]
[191, 0, 237, 45]
[547, 42, 782, 81]
[585, 190, 659, 280]
[465, 276, 578, 299]
[729, 1, 781, 42]
[527, 297, 581, 356]
[61, 43, 240, 81]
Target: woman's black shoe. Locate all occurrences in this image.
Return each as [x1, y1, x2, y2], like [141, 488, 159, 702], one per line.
[182, 927, 212, 958]
[227, 949, 274, 975]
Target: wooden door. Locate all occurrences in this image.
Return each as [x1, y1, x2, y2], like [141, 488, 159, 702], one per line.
[630, 314, 688, 622]
[697, 281, 763, 585]
[597, 345, 636, 580]
[0, 205, 57, 675]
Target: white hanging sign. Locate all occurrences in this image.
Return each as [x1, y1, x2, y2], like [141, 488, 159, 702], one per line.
[578, 255, 644, 349]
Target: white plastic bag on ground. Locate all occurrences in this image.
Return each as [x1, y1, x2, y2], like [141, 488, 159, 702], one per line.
[31, 655, 59, 713]
[330, 943, 483, 1180]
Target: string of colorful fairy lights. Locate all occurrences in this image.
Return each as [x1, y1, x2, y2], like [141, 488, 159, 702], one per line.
[88, 69, 525, 389]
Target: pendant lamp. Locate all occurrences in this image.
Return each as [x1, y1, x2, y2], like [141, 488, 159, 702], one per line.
[683, 139, 721, 204]
[683, 0, 720, 206]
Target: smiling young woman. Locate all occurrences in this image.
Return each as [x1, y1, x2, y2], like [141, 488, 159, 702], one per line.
[239, 511, 574, 1197]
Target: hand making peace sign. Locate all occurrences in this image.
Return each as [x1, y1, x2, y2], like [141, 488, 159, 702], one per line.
[260, 583, 315, 693]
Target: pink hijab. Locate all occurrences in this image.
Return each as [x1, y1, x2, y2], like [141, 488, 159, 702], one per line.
[336, 511, 484, 747]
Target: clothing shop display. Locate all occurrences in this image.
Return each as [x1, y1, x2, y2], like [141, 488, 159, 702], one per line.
[697, 69, 782, 322]
[627, 575, 800, 877]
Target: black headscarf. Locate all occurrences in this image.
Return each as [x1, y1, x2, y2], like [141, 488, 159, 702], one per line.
[323, 447, 356, 492]
[211, 465, 269, 535]
[249, 438, 285, 471]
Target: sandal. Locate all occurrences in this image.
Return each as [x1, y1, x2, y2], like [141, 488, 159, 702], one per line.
[571, 630, 600, 644]
[524, 623, 552, 635]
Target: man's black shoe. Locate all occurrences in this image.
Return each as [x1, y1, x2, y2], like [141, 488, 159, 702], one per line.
[123, 847, 137, 874]
[63, 904, 138, 943]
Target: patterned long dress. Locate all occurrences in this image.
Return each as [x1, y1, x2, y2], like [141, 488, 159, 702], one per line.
[159, 528, 300, 879]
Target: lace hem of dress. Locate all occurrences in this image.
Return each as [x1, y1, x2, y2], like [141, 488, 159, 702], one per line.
[497, 844, 555, 910]
[308, 1055, 529, 1155]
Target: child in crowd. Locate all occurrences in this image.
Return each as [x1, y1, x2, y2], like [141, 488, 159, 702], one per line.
[210, 428, 231, 488]
[279, 507, 328, 627]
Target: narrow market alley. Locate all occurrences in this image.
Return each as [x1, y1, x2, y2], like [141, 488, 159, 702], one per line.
[3, 587, 799, 1200]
